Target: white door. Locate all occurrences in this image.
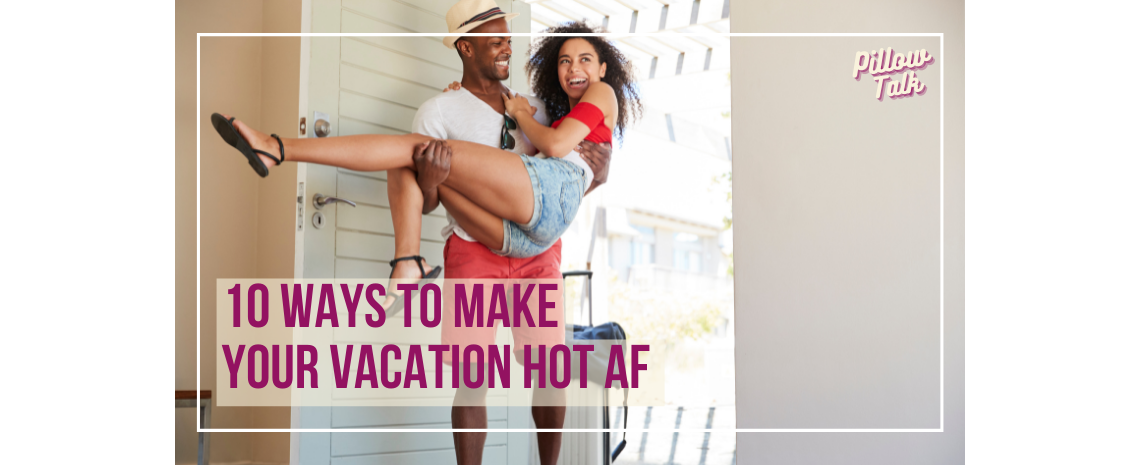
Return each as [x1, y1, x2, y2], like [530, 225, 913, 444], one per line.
[291, 1, 533, 464]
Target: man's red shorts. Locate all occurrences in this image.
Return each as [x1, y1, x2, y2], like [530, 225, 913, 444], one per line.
[440, 235, 566, 363]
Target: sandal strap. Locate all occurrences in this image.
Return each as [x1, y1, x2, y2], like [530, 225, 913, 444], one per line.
[222, 116, 283, 167]
[389, 255, 428, 278]
[251, 148, 281, 166]
[270, 134, 285, 164]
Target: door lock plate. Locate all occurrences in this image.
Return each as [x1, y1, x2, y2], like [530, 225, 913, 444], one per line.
[313, 111, 330, 138]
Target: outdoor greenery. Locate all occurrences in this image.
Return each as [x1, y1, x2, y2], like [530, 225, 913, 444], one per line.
[606, 278, 728, 344]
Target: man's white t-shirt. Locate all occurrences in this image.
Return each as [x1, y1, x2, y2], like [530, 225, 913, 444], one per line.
[411, 87, 550, 242]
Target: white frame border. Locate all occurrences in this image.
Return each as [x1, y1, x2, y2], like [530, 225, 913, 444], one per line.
[197, 32, 944, 434]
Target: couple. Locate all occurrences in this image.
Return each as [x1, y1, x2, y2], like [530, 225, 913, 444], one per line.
[211, 1, 641, 464]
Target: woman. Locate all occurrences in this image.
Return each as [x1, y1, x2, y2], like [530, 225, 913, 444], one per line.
[212, 22, 640, 305]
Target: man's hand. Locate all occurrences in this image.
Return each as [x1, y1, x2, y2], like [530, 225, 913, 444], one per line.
[414, 140, 452, 189]
[412, 140, 452, 214]
[577, 140, 612, 195]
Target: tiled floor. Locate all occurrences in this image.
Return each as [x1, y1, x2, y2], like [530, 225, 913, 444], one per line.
[608, 405, 736, 465]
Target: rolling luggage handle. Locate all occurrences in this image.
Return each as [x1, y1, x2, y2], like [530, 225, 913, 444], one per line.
[562, 270, 628, 464]
[561, 270, 593, 326]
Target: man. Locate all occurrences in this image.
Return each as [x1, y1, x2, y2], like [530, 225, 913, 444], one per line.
[384, 1, 612, 464]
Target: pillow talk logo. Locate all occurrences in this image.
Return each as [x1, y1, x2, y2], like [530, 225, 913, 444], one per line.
[853, 48, 934, 100]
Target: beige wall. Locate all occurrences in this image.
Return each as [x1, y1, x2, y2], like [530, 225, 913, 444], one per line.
[730, 0, 963, 463]
[176, 1, 300, 463]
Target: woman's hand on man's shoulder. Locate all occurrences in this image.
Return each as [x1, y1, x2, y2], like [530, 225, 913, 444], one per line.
[502, 92, 537, 119]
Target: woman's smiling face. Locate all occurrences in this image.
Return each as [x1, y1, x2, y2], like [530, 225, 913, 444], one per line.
[557, 38, 607, 101]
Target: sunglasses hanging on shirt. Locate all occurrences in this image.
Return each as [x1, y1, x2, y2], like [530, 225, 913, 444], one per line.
[500, 113, 517, 150]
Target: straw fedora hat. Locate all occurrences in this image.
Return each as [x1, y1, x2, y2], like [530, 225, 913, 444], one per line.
[443, 0, 519, 49]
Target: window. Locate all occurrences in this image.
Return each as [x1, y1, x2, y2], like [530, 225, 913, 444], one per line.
[673, 233, 703, 273]
[631, 225, 656, 265]
[676, 52, 685, 75]
[665, 114, 675, 142]
[690, 0, 701, 24]
[659, 4, 669, 30]
[674, 250, 703, 272]
[704, 48, 713, 71]
[649, 56, 658, 79]
[629, 10, 638, 33]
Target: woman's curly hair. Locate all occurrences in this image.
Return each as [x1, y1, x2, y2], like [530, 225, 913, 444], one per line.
[526, 21, 642, 141]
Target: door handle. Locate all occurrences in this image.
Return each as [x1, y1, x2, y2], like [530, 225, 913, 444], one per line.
[313, 194, 357, 209]
[313, 111, 331, 138]
[314, 119, 330, 137]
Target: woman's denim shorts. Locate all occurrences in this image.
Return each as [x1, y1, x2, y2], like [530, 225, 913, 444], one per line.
[495, 154, 587, 258]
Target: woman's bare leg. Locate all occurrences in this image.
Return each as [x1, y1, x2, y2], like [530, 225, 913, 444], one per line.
[236, 113, 438, 308]
[438, 185, 506, 252]
[228, 117, 536, 241]
[432, 140, 537, 225]
[386, 167, 433, 308]
[228, 115, 430, 172]
[390, 168, 424, 258]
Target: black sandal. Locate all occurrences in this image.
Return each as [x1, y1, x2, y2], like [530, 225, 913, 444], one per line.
[384, 255, 443, 316]
[211, 112, 284, 178]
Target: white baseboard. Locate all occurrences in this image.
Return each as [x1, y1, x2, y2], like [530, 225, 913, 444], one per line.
[201, 461, 287, 465]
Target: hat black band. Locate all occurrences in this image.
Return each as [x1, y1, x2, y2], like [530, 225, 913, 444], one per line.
[459, 7, 505, 28]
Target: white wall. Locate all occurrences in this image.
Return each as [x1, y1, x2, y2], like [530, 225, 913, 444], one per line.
[730, 0, 964, 462]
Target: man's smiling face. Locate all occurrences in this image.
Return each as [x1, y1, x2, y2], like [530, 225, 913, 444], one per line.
[461, 18, 512, 81]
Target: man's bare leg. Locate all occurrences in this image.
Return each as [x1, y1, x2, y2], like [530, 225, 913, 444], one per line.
[513, 348, 567, 465]
[450, 383, 566, 465]
[533, 386, 567, 465]
[453, 384, 490, 465]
